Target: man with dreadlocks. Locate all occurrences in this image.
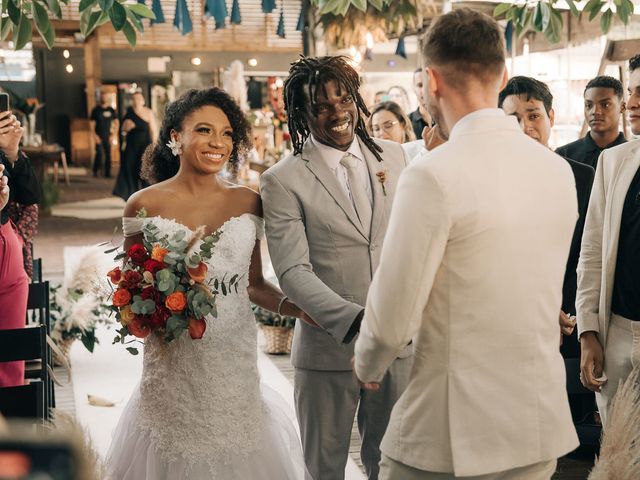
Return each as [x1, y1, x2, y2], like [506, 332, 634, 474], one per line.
[260, 55, 412, 480]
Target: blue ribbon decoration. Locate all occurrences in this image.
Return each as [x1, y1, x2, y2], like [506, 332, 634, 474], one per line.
[395, 37, 407, 59]
[173, 0, 193, 35]
[505, 21, 513, 53]
[204, 0, 227, 29]
[296, 2, 305, 31]
[151, 0, 165, 24]
[262, 0, 276, 14]
[276, 8, 285, 38]
[231, 0, 241, 25]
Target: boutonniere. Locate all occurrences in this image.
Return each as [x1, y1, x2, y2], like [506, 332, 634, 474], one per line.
[376, 169, 388, 196]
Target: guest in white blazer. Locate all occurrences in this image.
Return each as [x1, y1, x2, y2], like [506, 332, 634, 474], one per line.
[576, 54, 640, 424]
[354, 8, 579, 479]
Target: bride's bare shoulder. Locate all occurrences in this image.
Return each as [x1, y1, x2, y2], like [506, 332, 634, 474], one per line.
[225, 184, 262, 218]
[123, 181, 180, 218]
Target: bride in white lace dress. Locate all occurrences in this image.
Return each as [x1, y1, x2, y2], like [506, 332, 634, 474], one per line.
[105, 88, 308, 479]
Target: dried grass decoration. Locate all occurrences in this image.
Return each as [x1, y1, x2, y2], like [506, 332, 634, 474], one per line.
[589, 367, 640, 480]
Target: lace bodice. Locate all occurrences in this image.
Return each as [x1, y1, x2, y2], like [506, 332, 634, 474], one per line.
[130, 213, 265, 476]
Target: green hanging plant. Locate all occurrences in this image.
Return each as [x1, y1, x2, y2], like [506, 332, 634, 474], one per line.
[315, 0, 433, 50]
[0, 0, 156, 51]
[494, 0, 636, 43]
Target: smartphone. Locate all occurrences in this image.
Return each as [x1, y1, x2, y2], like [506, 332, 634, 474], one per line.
[0, 93, 9, 112]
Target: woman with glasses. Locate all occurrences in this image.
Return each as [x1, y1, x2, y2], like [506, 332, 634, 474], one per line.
[368, 101, 416, 144]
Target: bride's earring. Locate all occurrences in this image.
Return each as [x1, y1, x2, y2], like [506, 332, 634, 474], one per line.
[166, 138, 182, 157]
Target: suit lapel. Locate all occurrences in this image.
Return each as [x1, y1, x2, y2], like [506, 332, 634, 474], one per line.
[302, 140, 369, 240]
[362, 138, 385, 241]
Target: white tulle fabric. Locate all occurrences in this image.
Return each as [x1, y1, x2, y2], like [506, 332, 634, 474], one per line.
[106, 214, 305, 479]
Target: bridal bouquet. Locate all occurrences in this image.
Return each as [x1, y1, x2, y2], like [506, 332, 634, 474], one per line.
[106, 219, 239, 354]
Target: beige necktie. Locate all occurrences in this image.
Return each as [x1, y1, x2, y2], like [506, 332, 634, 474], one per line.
[340, 153, 372, 232]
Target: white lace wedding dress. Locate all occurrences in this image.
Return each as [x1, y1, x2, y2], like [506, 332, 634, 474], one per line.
[105, 213, 306, 479]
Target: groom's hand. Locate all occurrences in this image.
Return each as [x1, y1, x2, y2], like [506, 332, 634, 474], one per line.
[351, 357, 380, 391]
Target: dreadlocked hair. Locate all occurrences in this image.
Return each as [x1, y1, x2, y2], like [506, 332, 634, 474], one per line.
[284, 55, 383, 162]
[141, 87, 252, 183]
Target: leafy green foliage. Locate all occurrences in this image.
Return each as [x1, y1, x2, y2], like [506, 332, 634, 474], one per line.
[252, 304, 296, 328]
[494, 0, 635, 43]
[0, 0, 154, 50]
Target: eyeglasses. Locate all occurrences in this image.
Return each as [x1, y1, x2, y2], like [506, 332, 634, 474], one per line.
[371, 120, 400, 133]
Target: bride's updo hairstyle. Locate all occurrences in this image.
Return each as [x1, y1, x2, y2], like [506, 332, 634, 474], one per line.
[141, 87, 252, 183]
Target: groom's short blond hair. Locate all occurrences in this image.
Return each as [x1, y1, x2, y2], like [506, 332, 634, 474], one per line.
[423, 8, 505, 90]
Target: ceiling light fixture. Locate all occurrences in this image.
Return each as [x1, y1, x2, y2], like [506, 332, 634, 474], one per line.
[191, 57, 202, 66]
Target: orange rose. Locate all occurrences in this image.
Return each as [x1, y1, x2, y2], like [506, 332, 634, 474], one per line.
[151, 245, 169, 263]
[187, 262, 208, 284]
[119, 305, 135, 326]
[165, 291, 187, 313]
[128, 316, 150, 339]
[113, 288, 132, 307]
[107, 266, 122, 284]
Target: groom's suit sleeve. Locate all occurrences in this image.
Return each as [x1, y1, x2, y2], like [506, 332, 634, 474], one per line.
[261, 169, 364, 345]
[355, 162, 450, 382]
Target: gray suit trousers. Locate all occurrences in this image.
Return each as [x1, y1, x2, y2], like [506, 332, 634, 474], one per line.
[295, 357, 412, 480]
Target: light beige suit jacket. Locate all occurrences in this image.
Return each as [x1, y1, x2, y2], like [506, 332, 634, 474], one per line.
[355, 110, 580, 476]
[577, 139, 640, 343]
[261, 136, 408, 371]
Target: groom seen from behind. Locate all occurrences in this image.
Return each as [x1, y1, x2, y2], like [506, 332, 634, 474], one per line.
[355, 8, 579, 479]
[260, 56, 412, 480]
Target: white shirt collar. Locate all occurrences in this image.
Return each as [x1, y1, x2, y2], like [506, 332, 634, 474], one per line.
[449, 108, 506, 139]
[310, 135, 365, 170]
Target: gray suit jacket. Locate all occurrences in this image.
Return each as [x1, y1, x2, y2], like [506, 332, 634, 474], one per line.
[261, 136, 408, 370]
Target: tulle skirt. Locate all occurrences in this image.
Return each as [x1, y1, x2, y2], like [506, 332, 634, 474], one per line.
[105, 384, 307, 480]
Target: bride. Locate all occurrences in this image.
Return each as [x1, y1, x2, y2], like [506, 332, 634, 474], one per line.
[106, 88, 307, 479]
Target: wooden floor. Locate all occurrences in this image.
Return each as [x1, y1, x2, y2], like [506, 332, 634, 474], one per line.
[268, 352, 594, 479]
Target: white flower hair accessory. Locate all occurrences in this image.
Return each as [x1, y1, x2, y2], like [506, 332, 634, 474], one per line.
[166, 138, 182, 156]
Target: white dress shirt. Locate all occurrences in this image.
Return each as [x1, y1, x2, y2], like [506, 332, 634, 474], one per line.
[310, 135, 372, 206]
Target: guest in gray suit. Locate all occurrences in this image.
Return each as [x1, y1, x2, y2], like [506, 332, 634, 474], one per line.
[260, 56, 412, 480]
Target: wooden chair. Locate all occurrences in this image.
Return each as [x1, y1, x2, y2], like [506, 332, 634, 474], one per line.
[0, 325, 48, 420]
[25, 283, 55, 411]
[31, 258, 43, 284]
[27, 281, 50, 333]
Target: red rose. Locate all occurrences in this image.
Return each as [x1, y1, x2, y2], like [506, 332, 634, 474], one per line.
[128, 316, 151, 339]
[144, 259, 165, 276]
[127, 243, 149, 266]
[188, 317, 207, 339]
[123, 270, 143, 289]
[107, 266, 122, 284]
[149, 305, 171, 328]
[140, 286, 162, 303]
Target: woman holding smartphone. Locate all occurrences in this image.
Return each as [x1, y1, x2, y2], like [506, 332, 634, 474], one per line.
[0, 100, 41, 387]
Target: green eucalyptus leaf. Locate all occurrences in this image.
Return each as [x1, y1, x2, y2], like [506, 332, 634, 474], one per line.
[351, 0, 366, 12]
[540, 1, 551, 31]
[45, 0, 63, 18]
[32, 2, 51, 36]
[7, 0, 20, 25]
[79, 0, 96, 11]
[493, 3, 512, 17]
[126, 347, 139, 355]
[588, 0, 605, 21]
[126, 8, 144, 32]
[1, 18, 13, 41]
[533, 2, 543, 31]
[98, 0, 113, 12]
[600, 8, 613, 33]
[14, 14, 32, 50]
[368, 0, 383, 9]
[565, 0, 579, 16]
[128, 2, 155, 19]
[85, 10, 104, 37]
[109, 2, 127, 31]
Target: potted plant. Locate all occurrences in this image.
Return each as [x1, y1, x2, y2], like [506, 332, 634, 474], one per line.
[50, 246, 113, 363]
[252, 304, 296, 355]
